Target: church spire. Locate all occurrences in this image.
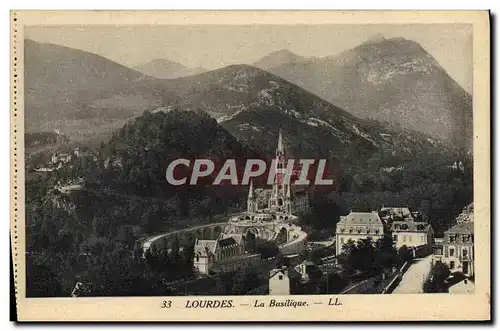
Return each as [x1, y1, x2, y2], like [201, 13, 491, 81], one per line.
[248, 180, 254, 199]
[247, 180, 256, 213]
[286, 182, 291, 198]
[277, 129, 283, 154]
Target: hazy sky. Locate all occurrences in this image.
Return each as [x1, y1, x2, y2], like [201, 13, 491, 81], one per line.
[25, 24, 472, 92]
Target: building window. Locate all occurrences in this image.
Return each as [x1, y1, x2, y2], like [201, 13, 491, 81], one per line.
[450, 261, 455, 269]
[449, 235, 455, 243]
[393, 235, 398, 241]
[463, 249, 468, 258]
[196, 256, 199, 262]
[278, 275, 283, 280]
[421, 235, 425, 243]
[449, 248, 455, 257]
[403, 235, 407, 242]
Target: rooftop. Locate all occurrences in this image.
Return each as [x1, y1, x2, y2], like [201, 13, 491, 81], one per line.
[445, 222, 474, 235]
[194, 239, 218, 256]
[270, 266, 301, 280]
[338, 211, 383, 226]
[379, 206, 415, 221]
[391, 221, 431, 232]
[220, 233, 244, 246]
[218, 237, 237, 247]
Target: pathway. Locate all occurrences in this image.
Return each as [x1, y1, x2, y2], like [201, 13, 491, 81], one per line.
[393, 255, 433, 294]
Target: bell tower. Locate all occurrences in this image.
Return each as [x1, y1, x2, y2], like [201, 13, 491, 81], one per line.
[247, 180, 257, 213]
[269, 130, 291, 213]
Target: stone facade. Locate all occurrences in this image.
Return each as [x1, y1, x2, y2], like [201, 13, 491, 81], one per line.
[433, 222, 474, 277]
[335, 211, 384, 254]
[432, 203, 474, 277]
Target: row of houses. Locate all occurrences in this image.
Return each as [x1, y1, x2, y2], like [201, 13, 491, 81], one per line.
[333, 204, 475, 279]
[269, 206, 435, 295]
[334, 207, 434, 255]
[269, 203, 475, 295]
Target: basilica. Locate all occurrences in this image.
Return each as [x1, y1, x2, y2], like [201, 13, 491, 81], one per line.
[193, 132, 309, 275]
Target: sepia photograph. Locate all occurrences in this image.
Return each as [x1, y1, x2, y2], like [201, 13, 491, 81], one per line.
[11, 10, 490, 321]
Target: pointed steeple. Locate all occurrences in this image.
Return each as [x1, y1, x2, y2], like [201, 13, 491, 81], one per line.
[247, 180, 256, 214]
[248, 180, 254, 199]
[277, 129, 283, 153]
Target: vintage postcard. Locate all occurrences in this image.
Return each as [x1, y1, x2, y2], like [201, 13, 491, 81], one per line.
[11, 10, 490, 322]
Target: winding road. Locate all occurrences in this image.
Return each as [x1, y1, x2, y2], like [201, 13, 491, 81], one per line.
[393, 255, 433, 294]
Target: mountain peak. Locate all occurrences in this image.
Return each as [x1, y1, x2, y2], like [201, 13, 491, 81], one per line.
[253, 49, 305, 70]
[143, 58, 187, 69]
[359, 36, 425, 51]
[134, 59, 206, 79]
[264, 37, 472, 148]
[363, 33, 386, 44]
[270, 49, 298, 56]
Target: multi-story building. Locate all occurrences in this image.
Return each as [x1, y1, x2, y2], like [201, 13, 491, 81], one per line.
[432, 203, 474, 277]
[433, 222, 474, 277]
[335, 211, 385, 254]
[390, 220, 434, 253]
[379, 206, 434, 255]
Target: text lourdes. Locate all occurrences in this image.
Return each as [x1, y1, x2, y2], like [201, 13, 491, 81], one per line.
[185, 299, 234, 308]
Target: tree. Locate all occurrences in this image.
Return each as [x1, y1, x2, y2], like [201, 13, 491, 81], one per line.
[217, 271, 236, 295]
[232, 270, 260, 295]
[354, 238, 377, 274]
[255, 239, 280, 259]
[338, 240, 357, 274]
[398, 245, 413, 266]
[275, 253, 291, 267]
[374, 234, 398, 273]
[318, 273, 348, 294]
[422, 276, 439, 293]
[432, 261, 451, 284]
[26, 258, 65, 297]
[422, 261, 450, 293]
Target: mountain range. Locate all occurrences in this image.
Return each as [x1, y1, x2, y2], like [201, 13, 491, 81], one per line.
[134, 59, 206, 79]
[24, 39, 171, 141]
[24, 37, 470, 162]
[254, 36, 472, 149]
